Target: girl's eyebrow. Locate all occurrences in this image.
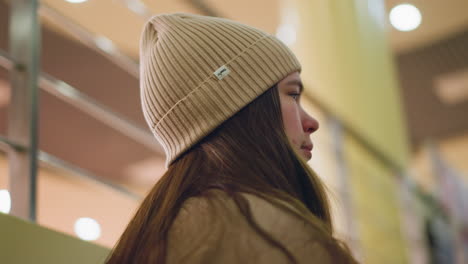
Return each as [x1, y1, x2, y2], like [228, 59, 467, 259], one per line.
[285, 79, 304, 93]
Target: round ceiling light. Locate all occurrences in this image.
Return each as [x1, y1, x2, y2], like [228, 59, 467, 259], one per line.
[65, 0, 89, 4]
[74, 217, 101, 241]
[389, 4, 422, 32]
[0, 189, 11, 214]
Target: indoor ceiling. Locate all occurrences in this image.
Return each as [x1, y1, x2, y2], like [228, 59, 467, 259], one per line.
[37, 0, 468, 58]
[39, 0, 281, 59]
[386, 0, 468, 53]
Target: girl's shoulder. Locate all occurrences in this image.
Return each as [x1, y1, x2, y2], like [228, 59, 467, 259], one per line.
[167, 189, 333, 264]
[174, 189, 308, 229]
[174, 189, 318, 234]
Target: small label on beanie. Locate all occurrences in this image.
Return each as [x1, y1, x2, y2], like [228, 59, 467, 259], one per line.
[214, 65, 230, 80]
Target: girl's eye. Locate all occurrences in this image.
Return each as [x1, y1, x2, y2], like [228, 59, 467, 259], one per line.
[289, 93, 300, 101]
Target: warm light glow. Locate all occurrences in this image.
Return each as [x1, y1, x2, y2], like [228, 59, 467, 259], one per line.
[0, 189, 11, 214]
[74, 217, 101, 241]
[126, 0, 148, 16]
[65, 0, 89, 3]
[389, 4, 422, 32]
[276, 0, 299, 46]
[276, 24, 297, 46]
[95, 36, 116, 53]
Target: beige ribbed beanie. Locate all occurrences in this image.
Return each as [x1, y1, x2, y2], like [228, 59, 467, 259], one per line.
[140, 13, 301, 167]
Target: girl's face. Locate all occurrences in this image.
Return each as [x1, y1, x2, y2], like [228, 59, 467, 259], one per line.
[278, 72, 319, 161]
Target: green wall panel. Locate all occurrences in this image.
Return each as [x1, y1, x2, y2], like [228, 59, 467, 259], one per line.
[0, 213, 109, 264]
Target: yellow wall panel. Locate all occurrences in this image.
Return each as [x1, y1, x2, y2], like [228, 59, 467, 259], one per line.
[293, 0, 409, 168]
[345, 135, 408, 264]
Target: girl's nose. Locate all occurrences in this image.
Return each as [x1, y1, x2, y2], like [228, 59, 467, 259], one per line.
[303, 113, 319, 134]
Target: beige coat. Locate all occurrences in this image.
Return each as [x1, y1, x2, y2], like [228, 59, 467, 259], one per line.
[167, 190, 335, 264]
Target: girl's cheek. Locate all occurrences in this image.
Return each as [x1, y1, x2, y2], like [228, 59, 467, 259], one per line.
[291, 139, 299, 146]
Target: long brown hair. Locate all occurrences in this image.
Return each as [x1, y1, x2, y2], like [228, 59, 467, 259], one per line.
[106, 85, 357, 263]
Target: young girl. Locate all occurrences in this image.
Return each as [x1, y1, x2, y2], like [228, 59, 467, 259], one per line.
[106, 13, 358, 264]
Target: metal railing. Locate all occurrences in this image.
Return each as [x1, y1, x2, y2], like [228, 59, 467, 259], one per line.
[0, 49, 164, 155]
[0, 46, 162, 203]
[39, 3, 140, 78]
[0, 139, 141, 200]
[2, 0, 154, 220]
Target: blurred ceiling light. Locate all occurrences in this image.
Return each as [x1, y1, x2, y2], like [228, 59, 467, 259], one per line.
[276, 0, 299, 46]
[0, 189, 11, 214]
[123, 0, 151, 17]
[74, 217, 101, 241]
[95, 36, 116, 53]
[65, 0, 89, 3]
[56, 80, 80, 98]
[434, 68, 468, 105]
[276, 24, 297, 46]
[389, 4, 422, 32]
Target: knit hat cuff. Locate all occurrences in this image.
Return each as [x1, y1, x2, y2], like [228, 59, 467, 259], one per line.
[151, 35, 301, 167]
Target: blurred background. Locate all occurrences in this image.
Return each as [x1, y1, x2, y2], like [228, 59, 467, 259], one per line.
[0, 0, 467, 263]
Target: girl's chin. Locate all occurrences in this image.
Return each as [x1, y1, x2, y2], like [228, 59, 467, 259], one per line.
[301, 148, 312, 161]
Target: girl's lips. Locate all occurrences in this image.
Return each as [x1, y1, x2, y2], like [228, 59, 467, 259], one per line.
[301, 144, 313, 151]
